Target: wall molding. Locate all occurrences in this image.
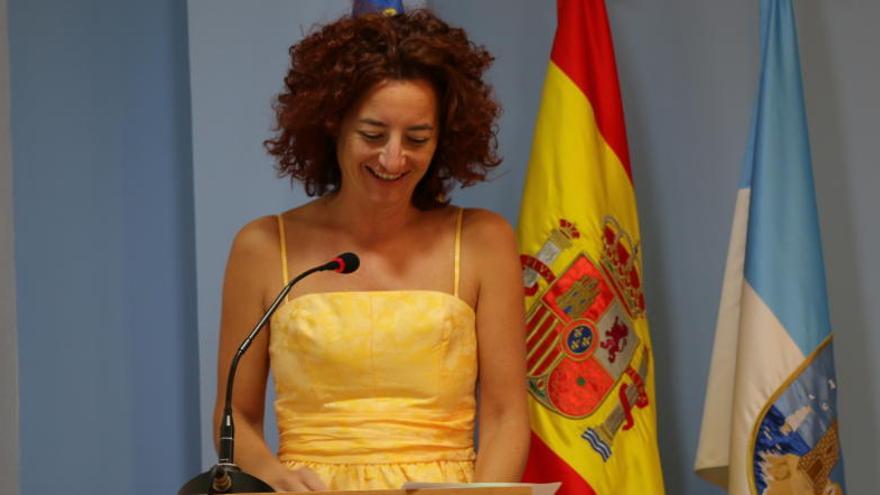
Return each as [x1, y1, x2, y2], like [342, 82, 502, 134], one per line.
[0, 0, 21, 492]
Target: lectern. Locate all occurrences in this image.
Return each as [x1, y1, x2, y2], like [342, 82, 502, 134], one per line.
[235, 488, 533, 495]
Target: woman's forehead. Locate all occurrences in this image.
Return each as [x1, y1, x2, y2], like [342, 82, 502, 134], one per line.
[351, 79, 438, 123]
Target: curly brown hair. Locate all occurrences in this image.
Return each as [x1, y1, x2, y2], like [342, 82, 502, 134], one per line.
[264, 9, 501, 210]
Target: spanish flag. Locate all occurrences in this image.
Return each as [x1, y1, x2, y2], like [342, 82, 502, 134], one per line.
[517, 1, 664, 493]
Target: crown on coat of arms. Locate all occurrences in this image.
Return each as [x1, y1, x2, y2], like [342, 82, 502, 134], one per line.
[599, 216, 646, 317]
[558, 219, 581, 240]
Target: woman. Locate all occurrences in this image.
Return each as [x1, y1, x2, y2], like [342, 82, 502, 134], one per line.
[214, 9, 529, 492]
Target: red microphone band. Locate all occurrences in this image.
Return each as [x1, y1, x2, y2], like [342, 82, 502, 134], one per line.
[332, 257, 346, 273]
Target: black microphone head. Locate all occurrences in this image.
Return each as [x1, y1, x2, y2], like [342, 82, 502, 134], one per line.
[333, 252, 360, 274]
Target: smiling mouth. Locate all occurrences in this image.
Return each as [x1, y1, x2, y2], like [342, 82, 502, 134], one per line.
[366, 166, 407, 182]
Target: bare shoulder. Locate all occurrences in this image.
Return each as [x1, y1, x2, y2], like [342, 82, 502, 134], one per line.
[229, 215, 280, 259]
[276, 200, 328, 239]
[459, 208, 520, 297]
[223, 215, 286, 308]
[458, 208, 525, 324]
[461, 207, 516, 249]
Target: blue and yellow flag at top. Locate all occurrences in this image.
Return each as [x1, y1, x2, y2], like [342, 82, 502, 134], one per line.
[695, 0, 846, 493]
[353, 0, 404, 16]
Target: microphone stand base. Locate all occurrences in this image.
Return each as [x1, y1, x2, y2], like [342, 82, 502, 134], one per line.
[178, 464, 274, 494]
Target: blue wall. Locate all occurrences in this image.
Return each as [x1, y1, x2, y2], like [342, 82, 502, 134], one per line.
[9, 1, 200, 493]
[8, 1, 879, 494]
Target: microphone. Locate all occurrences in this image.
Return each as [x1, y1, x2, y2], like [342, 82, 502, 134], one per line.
[325, 252, 359, 274]
[178, 252, 360, 494]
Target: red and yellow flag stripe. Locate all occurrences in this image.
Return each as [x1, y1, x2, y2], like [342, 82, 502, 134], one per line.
[517, 1, 664, 493]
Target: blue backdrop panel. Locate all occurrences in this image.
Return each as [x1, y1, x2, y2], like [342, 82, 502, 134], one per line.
[9, 1, 200, 493]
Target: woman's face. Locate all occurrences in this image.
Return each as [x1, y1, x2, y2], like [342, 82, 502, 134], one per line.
[335, 78, 439, 208]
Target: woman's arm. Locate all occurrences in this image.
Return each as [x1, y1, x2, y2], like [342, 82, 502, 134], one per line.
[467, 210, 531, 481]
[213, 217, 326, 492]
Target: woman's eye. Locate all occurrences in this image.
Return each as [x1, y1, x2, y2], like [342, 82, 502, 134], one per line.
[407, 136, 430, 144]
[358, 131, 383, 141]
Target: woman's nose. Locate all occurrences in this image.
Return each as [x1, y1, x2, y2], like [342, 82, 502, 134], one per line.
[378, 138, 405, 172]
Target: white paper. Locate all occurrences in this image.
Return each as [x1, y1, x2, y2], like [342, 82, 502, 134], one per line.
[401, 481, 561, 495]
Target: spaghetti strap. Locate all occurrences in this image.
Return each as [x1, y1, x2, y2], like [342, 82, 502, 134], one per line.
[276, 214, 290, 298]
[453, 207, 463, 298]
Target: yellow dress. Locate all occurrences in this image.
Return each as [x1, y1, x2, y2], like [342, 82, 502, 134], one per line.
[269, 210, 477, 490]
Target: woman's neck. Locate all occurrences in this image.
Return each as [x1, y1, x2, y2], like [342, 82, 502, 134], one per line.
[320, 191, 422, 246]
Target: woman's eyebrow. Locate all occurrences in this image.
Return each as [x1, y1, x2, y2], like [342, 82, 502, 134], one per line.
[357, 119, 434, 132]
[358, 118, 386, 127]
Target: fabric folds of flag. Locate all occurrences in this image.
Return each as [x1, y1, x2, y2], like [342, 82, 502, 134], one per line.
[694, 1, 846, 494]
[517, 1, 664, 493]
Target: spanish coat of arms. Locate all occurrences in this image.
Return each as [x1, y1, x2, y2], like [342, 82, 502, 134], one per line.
[521, 216, 651, 461]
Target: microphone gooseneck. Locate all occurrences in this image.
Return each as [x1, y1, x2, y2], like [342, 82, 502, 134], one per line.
[180, 252, 359, 494]
[219, 253, 360, 464]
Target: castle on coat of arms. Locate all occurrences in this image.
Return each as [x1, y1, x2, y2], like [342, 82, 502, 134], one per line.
[521, 217, 652, 461]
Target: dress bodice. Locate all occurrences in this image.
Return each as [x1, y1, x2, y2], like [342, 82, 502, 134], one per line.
[267, 209, 477, 490]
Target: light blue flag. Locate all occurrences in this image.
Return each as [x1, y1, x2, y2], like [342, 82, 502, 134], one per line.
[694, 0, 846, 493]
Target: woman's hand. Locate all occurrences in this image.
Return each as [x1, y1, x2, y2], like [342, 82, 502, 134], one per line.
[265, 465, 328, 492]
